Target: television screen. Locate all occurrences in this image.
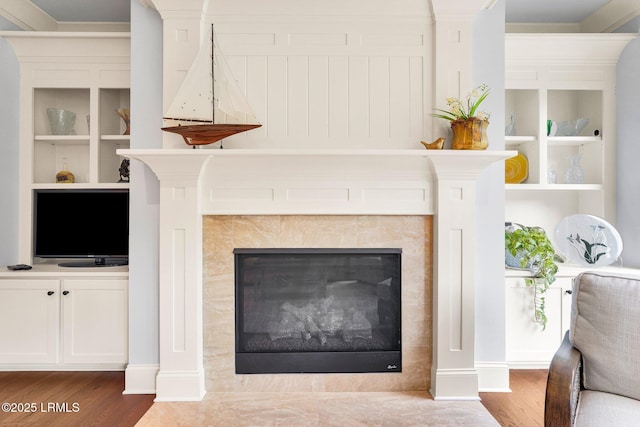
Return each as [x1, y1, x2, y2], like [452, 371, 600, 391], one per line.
[33, 189, 129, 267]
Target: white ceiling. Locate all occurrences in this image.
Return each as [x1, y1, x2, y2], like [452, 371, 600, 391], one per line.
[0, 0, 638, 32]
[31, 0, 130, 22]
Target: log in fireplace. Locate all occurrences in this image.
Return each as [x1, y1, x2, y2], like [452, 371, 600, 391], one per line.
[234, 248, 402, 374]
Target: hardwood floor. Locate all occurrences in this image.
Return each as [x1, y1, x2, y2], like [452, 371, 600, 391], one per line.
[0, 371, 154, 427]
[480, 369, 549, 427]
[0, 369, 546, 426]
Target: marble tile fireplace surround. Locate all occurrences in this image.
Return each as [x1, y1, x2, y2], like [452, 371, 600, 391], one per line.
[204, 216, 423, 390]
[121, 149, 513, 402]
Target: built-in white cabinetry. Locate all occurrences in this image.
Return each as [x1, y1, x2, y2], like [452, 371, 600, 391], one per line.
[0, 32, 131, 370]
[0, 32, 131, 262]
[505, 34, 634, 234]
[0, 279, 59, 364]
[505, 266, 638, 367]
[504, 33, 636, 367]
[0, 271, 128, 369]
[505, 274, 572, 367]
[61, 279, 128, 365]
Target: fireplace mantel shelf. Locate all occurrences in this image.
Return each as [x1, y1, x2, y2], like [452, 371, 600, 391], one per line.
[119, 148, 517, 182]
[119, 147, 514, 158]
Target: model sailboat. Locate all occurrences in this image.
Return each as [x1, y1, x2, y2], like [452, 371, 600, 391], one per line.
[162, 24, 261, 147]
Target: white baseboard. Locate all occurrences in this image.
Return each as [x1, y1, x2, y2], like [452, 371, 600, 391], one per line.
[476, 362, 511, 392]
[154, 370, 206, 401]
[123, 364, 159, 394]
[507, 361, 551, 370]
[0, 364, 125, 371]
[430, 368, 481, 400]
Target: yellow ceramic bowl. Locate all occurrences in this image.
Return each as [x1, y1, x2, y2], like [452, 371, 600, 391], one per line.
[505, 153, 528, 184]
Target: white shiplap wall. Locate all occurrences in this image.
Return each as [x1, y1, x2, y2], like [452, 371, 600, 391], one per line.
[161, 2, 433, 149]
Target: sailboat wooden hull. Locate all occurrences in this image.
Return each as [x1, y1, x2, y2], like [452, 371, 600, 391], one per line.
[161, 123, 262, 146]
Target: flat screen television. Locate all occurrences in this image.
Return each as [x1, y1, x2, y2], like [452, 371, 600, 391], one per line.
[33, 189, 129, 267]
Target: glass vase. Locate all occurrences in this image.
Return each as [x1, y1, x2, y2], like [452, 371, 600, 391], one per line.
[565, 154, 585, 184]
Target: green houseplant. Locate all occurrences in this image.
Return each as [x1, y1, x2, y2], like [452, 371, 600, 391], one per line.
[432, 84, 491, 122]
[505, 223, 559, 330]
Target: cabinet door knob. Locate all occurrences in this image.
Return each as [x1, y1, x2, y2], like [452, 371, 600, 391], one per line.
[62, 290, 70, 295]
[47, 291, 54, 296]
[565, 289, 573, 295]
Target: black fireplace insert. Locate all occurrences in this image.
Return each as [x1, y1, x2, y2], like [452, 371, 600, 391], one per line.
[234, 248, 401, 374]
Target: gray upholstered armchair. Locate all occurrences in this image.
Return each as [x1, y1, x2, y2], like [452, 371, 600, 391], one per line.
[545, 271, 640, 426]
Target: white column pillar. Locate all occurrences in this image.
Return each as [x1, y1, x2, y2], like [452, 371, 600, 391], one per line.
[428, 152, 508, 400]
[126, 152, 211, 401]
[429, 0, 491, 400]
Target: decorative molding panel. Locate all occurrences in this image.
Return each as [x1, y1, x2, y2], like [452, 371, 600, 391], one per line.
[200, 152, 434, 215]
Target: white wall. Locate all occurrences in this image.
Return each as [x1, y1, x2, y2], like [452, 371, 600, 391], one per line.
[473, 1, 507, 366]
[128, 1, 162, 365]
[0, 14, 24, 268]
[0, 37, 19, 266]
[616, 28, 640, 267]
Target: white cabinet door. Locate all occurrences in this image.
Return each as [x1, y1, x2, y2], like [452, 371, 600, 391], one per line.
[505, 277, 572, 366]
[560, 277, 573, 335]
[61, 279, 128, 364]
[0, 280, 59, 364]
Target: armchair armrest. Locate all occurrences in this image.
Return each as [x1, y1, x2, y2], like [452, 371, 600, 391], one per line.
[545, 331, 582, 427]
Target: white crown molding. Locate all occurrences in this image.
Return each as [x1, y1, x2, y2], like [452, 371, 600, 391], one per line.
[506, 23, 581, 34]
[430, 0, 486, 21]
[0, 0, 132, 32]
[506, 33, 636, 65]
[56, 22, 130, 33]
[580, 0, 640, 33]
[144, 0, 204, 13]
[506, 0, 640, 34]
[138, 0, 156, 9]
[0, 0, 57, 31]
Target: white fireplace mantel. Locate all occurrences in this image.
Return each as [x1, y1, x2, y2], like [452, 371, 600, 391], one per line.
[119, 148, 515, 401]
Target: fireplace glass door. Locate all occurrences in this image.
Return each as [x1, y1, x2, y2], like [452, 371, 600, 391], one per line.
[234, 248, 401, 374]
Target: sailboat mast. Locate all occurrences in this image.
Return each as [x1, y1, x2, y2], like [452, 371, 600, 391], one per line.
[211, 23, 215, 124]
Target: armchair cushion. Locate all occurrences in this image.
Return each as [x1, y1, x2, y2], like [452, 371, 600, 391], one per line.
[574, 390, 640, 427]
[570, 271, 640, 401]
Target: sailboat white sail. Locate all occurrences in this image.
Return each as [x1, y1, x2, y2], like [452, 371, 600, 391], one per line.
[162, 24, 261, 146]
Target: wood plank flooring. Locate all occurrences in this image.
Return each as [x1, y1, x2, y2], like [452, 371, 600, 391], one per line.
[0, 371, 154, 427]
[480, 369, 548, 427]
[0, 369, 547, 426]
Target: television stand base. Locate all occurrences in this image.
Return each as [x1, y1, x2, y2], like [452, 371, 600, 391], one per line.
[58, 258, 128, 268]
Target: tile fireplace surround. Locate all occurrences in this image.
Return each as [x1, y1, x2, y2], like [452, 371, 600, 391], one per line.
[203, 215, 429, 392]
[120, 149, 514, 402]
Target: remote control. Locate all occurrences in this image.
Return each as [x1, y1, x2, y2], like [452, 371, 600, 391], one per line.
[7, 264, 32, 271]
